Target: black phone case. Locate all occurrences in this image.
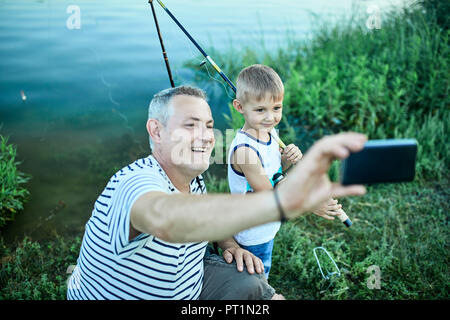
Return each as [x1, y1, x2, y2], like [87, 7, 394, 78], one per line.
[340, 139, 417, 185]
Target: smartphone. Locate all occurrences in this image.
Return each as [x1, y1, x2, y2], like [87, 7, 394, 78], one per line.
[340, 139, 417, 185]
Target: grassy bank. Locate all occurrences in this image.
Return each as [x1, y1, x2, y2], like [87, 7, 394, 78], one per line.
[205, 178, 449, 299]
[273, 179, 449, 299]
[0, 135, 30, 228]
[0, 2, 448, 299]
[0, 235, 81, 299]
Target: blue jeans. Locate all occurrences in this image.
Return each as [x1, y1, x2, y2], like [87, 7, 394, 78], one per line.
[240, 239, 274, 279]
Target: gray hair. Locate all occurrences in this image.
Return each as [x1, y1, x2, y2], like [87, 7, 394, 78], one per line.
[148, 85, 208, 150]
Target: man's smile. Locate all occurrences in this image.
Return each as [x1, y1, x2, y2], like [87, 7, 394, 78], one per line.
[191, 147, 208, 153]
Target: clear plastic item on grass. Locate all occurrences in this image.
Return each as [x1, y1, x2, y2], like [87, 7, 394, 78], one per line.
[313, 246, 342, 293]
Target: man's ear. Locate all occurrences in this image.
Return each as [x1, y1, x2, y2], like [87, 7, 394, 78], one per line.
[232, 99, 244, 114]
[146, 119, 162, 145]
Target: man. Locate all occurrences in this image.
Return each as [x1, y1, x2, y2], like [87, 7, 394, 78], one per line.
[67, 85, 366, 300]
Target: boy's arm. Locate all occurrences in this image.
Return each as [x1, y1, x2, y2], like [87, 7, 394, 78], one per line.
[210, 146, 271, 274]
[231, 146, 273, 192]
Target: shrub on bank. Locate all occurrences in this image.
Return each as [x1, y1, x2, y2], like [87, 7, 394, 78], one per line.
[0, 135, 31, 228]
[0, 235, 82, 300]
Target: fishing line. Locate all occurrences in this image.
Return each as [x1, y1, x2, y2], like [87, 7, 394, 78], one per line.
[87, 47, 145, 153]
[183, 37, 229, 96]
[162, 21, 233, 100]
[202, 62, 236, 101]
[182, 35, 222, 89]
[152, 0, 236, 91]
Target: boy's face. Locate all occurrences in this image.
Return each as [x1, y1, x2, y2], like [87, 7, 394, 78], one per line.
[234, 93, 283, 133]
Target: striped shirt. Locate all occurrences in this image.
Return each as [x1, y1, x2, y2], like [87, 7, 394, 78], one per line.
[67, 155, 208, 300]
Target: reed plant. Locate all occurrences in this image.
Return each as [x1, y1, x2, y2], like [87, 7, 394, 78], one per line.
[0, 135, 30, 227]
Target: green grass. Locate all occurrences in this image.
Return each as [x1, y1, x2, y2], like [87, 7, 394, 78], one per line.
[271, 180, 449, 299]
[0, 235, 82, 300]
[0, 135, 31, 227]
[0, 2, 448, 300]
[205, 177, 450, 300]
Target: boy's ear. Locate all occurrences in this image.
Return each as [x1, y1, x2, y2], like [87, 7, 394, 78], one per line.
[232, 99, 244, 114]
[146, 119, 162, 144]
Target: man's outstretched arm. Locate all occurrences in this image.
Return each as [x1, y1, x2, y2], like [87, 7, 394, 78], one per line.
[130, 132, 368, 244]
[130, 189, 278, 243]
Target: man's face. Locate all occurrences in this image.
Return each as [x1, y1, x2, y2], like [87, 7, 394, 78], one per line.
[159, 95, 215, 176]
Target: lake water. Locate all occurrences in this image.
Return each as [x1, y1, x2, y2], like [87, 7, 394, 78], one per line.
[0, 0, 409, 242]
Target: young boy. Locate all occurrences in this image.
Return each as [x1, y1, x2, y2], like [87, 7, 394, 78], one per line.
[227, 64, 343, 279]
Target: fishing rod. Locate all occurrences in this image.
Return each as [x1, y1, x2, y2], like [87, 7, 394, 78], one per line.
[152, 0, 235, 92]
[148, 0, 175, 88]
[151, 0, 287, 148]
[148, 0, 352, 228]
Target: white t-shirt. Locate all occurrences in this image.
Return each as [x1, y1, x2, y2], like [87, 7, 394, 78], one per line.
[67, 155, 207, 300]
[227, 128, 283, 246]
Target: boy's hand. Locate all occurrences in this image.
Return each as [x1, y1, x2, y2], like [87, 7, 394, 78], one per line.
[312, 198, 342, 220]
[281, 144, 303, 170]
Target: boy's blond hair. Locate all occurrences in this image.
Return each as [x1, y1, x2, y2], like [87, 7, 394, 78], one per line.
[236, 64, 284, 104]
